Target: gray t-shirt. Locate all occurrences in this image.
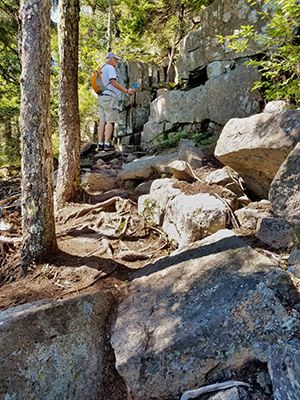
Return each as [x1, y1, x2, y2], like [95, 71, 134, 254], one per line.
[101, 64, 119, 98]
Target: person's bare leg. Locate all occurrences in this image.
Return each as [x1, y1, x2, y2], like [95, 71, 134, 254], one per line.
[104, 122, 114, 143]
[98, 122, 106, 143]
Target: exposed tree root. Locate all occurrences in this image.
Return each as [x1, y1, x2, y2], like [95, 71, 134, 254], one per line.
[57, 196, 122, 223]
[56, 196, 173, 263]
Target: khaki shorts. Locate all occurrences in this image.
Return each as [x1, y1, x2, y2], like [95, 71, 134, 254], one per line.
[98, 95, 119, 123]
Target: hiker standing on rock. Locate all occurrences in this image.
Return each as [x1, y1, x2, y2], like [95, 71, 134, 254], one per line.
[97, 51, 135, 152]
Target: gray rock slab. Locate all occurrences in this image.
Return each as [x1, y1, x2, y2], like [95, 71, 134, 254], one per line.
[253, 340, 300, 400]
[111, 230, 300, 400]
[205, 64, 263, 125]
[81, 171, 119, 192]
[207, 387, 240, 400]
[288, 247, 300, 279]
[149, 86, 209, 124]
[269, 142, 300, 229]
[138, 178, 227, 246]
[256, 217, 293, 250]
[263, 101, 289, 114]
[133, 180, 154, 197]
[138, 178, 181, 226]
[234, 202, 272, 230]
[269, 342, 300, 400]
[215, 109, 300, 199]
[0, 291, 115, 400]
[118, 153, 178, 180]
[169, 160, 195, 182]
[141, 121, 170, 148]
[178, 139, 205, 169]
[206, 168, 233, 186]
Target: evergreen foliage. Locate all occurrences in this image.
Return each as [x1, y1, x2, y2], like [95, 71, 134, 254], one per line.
[0, 0, 20, 164]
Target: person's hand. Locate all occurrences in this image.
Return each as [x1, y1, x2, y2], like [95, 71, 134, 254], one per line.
[127, 88, 134, 95]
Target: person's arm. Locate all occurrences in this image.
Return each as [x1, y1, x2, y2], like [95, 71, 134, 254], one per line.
[110, 78, 134, 95]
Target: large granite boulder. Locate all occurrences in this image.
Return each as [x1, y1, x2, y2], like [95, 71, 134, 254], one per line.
[0, 291, 121, 400]
[111, 230, 300, 400]
[176, 0, 268, 81]
[269, 142, 300, 229]
[138, 178, 227, 246]
[256, 217, 293, 251]
[215, 109, 300, 199]
[119, 141, 205, 181]
[161, 192, 227, 246]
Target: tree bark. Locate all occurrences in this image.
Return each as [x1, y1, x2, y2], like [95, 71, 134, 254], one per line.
[56, 0, 81, 209]
[166, 0, 184, 84]
[107, 0, 113, 51]
[19, 0, 57, 269]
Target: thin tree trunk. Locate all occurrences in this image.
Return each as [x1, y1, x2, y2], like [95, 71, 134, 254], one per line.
[56, 0, 81, 209]
[4, 119, 12, 158]
[19, 0, 57, 270]
[166, 0, 184, 84]
[107, 0, 112, 51]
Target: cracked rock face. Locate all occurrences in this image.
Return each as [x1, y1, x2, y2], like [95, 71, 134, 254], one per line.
[176, 0, 268, 80]
[111, 230, 300, 400]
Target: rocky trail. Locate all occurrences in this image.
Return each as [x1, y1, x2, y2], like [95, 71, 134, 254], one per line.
[1, 106, 300, 400]
[0, 140, 297, 312]
[0, 147, 179, 312]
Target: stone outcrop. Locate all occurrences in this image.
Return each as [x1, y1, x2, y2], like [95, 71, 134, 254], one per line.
[177, 139, 205, 169]
[234, 200, 273, 230]
[176, 0, 268, 81]
[111, 230, 300, 400]
[0, 291, 120, 400]
[269, 142, 300, 229]
[214, 109, 300, 199]
[141, 64, 262, 149]
[205, 64, 262, 124]
[147, 86, 209, 124]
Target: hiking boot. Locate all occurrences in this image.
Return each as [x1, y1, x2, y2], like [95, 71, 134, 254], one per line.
[97, 143, 104, 151]
[104, 143, 115, 152]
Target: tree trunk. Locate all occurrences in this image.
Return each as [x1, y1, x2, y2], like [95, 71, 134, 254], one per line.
[4, 119, 12, 158]
[166, 0, 184, 85]
[56, 0, 81, 209]
[107, 0, 113, 51]
[19, 0, 57, 270]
